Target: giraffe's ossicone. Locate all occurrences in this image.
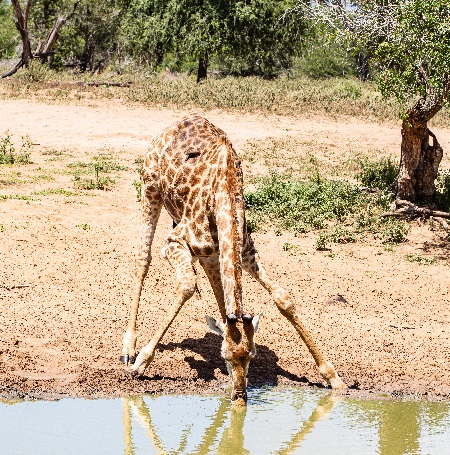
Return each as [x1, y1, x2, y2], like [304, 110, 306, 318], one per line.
[121, 115, 346, 405]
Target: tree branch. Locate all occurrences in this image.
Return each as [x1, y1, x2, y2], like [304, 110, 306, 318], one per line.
[381, 199, 450, 219]
[24, 0, 32, 25]
[1, 58, 24, 78]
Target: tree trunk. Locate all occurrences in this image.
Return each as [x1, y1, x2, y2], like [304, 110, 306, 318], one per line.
[395, 115, 443, 203]
[10, 0, 33, 67]
[40, 1, 80, 69]
[197, 55, 208, 83]
[356, 51, 369, 81]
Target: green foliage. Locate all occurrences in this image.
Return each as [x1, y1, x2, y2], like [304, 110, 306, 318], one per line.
[0, 194, 36, 201]
[294, 26, 355, 79]
[405, 253, 436, 265]
[70, 156, 119, 190]
[0, 133, 32, 165]
[123, 0, 306, 77]
[381, 218, 408, 245]
[0, 2, 17, 59]
[26, 0, 129, 71]
[356, 157, 398, 190]
[244, 172, 408, 248]
[245, 172, 363, 232]
[435, 171, 450, 211]
[373, 0, 450, 106]
[33, 188, 79, 196]
[16, 60, 51, 82]
[132, 157, 144, 200]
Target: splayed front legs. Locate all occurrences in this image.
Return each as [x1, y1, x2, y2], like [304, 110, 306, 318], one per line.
[121, 183, 162, 366]
[129, 240, 197, 377]
[242, 239, 346, 390]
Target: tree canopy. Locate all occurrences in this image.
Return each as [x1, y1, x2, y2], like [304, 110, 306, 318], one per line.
[123, 0, 306, 78]
[306, 0, 450, 203]
[0, 1, 18, 59]
[307, 0, 450, 114]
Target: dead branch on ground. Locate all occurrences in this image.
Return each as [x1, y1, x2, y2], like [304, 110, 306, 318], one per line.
[381, 199, 450, 219]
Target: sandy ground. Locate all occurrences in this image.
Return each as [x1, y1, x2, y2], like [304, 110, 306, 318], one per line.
[0, 97, 449, 402]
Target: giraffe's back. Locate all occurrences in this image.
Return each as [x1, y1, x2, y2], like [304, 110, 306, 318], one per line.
[143, 115, 244, 257]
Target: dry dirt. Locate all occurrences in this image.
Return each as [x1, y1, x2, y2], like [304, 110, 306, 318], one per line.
[0, 98, 449, 402]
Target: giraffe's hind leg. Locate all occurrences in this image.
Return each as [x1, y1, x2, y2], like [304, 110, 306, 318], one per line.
[130, 239, 197, 377]
[121, 182, 162, 365]
[241, 237, 346, 389]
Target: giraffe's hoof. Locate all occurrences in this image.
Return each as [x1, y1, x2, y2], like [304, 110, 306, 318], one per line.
[127, 368, 142, 379]
[120, 355, 136, 365]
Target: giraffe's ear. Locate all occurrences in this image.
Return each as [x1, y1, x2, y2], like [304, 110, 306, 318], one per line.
[205, 315, 225, 337]
[253, 313, 262, 333]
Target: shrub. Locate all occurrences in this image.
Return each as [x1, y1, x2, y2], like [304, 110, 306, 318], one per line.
[0, 133, 32, 165]
[245, 172, 408, 248]
[436, 171, 450, 211]
[71, 156, 119, 190]
[356, 157, 398, 190]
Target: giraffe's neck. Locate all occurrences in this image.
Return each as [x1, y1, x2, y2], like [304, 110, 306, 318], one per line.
[215, 140, 245, 317]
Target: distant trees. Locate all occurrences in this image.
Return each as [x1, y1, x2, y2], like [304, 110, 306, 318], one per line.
[308, 0, 450, 204]
[123, 0, 306, 81]
[1, 1, 307, 79]
[1, 0, 81, 77]
[0, 2, 17, 59]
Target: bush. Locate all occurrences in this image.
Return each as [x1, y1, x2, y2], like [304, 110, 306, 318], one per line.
[244, 172, 408, 248]
[245, 172, 363, 233]
[0, 133, 32, 165]
[436, 171, 450, 211]
[356, 157, 398, 190]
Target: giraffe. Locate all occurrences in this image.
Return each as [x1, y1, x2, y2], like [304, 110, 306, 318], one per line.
[120, 115, 346, 405]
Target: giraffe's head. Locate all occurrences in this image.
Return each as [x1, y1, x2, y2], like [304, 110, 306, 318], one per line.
[206, 313, 261, 406]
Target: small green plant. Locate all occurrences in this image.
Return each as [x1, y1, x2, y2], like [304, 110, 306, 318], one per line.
[133, 157, 144, 200]
[405, 253, 436, 265]
[0, 132, 32, 165]
[282, 242, 301, 253]
[77, 223, 91, 230]
[33, 188, 78, 197]
[282, 242, 293, 251]
[42, 149, 65, 156]
[0, 194, 36, 201]
[381, 219, 408, 245]
[356, 157, 398, 190]
[133, 180, 142, 200]
[71, 156, 117, 190]
[315, 233, 329, 250]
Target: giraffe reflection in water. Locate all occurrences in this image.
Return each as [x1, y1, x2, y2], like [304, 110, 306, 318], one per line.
[122, 393, 340, 455]
[121, 393, 450, 454]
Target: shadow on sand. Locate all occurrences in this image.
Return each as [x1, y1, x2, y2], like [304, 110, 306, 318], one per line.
[159, 332, 318, 388]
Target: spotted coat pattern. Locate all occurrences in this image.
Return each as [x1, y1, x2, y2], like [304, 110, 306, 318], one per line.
[121, 115, 346, 400]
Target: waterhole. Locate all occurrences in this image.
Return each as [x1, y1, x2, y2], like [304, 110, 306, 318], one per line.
[1, 388, 449, 454]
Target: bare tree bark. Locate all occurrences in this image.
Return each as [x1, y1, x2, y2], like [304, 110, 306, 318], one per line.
[10, 0, 33, 67]
[38, 0, 81, 68]
[394, 86, 450, 203]
[197, 55, 208, 83]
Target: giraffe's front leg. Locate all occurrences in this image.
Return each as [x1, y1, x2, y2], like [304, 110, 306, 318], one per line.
[121, 180, 162, 366]
[130, 240, 197, 377]
[242, 238, 346, 390]
[121, 257, 150, 365]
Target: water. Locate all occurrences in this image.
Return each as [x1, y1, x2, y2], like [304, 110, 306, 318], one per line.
[1, 388, 449, 455]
